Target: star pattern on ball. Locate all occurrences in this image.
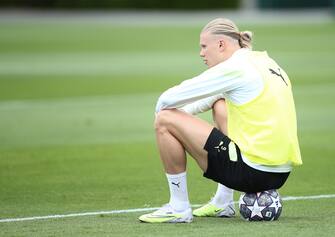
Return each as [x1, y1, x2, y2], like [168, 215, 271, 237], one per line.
[247, 199, 266, 218]
[268, 198, 282, 213]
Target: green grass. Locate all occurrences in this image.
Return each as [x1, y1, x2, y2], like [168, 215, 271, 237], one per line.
[2, 199, 335, 237]
[0, 18, 335, 236]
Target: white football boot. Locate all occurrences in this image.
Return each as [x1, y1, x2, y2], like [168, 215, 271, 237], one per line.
[139, 204, 193, 223]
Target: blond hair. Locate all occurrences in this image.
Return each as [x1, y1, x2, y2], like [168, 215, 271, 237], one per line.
[202, 18, 253, 49]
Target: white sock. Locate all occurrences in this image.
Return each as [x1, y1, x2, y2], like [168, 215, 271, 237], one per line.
[210, 183, 234, 208]
[166, 172, 190, 211]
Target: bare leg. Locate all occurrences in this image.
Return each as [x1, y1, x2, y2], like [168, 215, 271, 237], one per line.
[212, 99, 228, 135]
[210, 99, 234, 209]
[153, 109, 215, 212]
[155, 109, 214, 174]
[139, 108, 217, 221]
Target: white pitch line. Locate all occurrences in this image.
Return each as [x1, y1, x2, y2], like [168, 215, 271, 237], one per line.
[281, 194, 335, 201]
[1, 194, 335, 223]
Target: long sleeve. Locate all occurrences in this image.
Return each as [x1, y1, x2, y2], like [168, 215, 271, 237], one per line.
[155, 64, 243, 113]
[179, 94, 224, 115]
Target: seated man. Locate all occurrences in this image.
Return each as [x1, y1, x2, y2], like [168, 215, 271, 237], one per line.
[139, 18, 302, 223]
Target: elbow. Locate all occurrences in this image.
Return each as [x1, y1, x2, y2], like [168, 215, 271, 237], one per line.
[155, 94, 171, 113]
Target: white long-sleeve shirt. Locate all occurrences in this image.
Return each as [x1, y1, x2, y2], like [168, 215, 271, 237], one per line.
[155, 48, 292, 173]
[155, 48, 263, 114]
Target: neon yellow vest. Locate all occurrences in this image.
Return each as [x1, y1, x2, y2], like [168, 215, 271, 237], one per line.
[226, 51, 302, 166]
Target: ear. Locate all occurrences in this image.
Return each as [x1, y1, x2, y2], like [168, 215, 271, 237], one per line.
[218, 40, 225, 51]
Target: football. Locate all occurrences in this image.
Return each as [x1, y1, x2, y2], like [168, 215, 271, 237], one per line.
[239, 189, 282, 221]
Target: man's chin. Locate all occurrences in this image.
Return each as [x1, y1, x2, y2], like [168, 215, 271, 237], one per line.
[204, 61, 215, 68]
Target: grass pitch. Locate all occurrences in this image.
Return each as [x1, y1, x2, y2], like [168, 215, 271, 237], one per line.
[0, 16, 335, 236]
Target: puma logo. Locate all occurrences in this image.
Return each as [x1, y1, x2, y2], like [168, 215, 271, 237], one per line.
[171, 182, 180, 188]
[269, 68, 288, 86]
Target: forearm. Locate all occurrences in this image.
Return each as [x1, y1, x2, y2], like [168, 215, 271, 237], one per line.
[179, 94, 224, 115]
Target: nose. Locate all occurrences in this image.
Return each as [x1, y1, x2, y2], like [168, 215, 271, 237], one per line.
[199, 49, 205, 58]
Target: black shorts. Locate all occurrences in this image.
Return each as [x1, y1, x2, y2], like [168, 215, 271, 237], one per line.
[203, 128, 290, 193]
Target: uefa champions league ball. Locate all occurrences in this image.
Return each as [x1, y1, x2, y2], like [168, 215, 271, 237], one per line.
[239, 189, 282, 221]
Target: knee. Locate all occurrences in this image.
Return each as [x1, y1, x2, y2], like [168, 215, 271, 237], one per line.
[213, 99, 226, 112]
[212, 99, 227, 121]
[212, 99, 228, 132]
[154, 110, 175, 133]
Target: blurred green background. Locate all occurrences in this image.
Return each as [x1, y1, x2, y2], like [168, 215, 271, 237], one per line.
[0, 0, 333, 9]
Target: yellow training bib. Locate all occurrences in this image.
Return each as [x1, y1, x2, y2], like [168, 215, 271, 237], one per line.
[226, 51, 302, 166]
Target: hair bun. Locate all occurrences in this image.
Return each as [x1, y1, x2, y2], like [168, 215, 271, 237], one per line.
[240, 31, 253, 40]
[238, 31, 253, 49]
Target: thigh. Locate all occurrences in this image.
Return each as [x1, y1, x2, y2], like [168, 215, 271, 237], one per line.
[156, 109, 214, 171]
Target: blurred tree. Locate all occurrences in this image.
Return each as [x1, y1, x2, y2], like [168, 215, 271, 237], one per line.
[0, 0, 240, 9]
[257, 0, 331, 9]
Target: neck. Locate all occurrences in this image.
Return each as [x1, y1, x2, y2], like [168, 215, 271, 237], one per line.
[223, 45, 241, 61]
